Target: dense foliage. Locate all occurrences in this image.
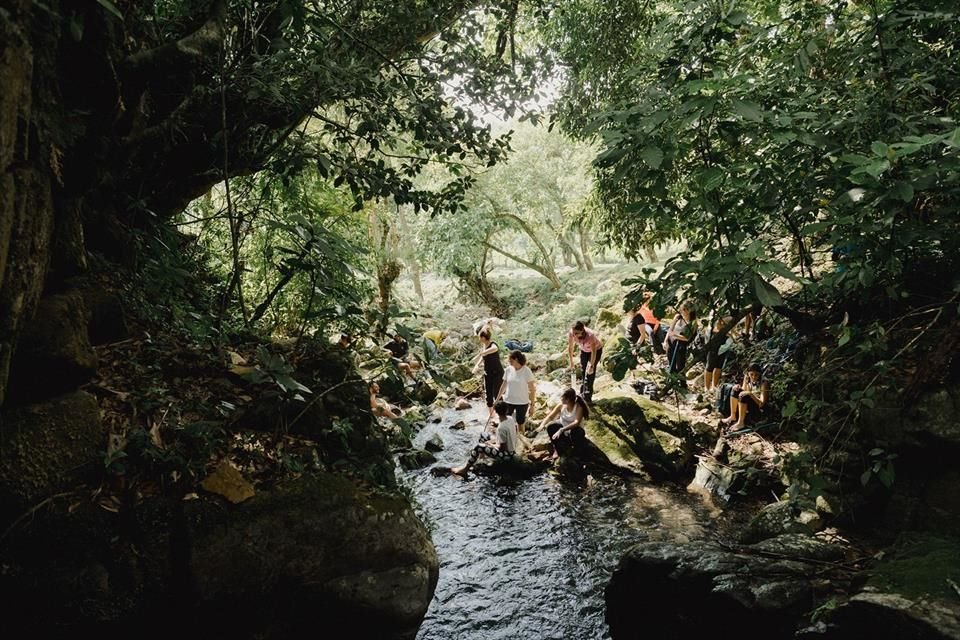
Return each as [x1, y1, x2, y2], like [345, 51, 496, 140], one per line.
[541, 0, 959, 318]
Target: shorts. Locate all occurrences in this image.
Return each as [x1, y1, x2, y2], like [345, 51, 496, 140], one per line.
[705, 347, 727, 372]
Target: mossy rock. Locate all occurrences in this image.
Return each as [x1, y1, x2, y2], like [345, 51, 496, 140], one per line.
[1, 472, 439, 639]
[580, 392, 697, 479]
[396, 449, 436, 470]
[545, 352, 568, 373]
[596, 306, 623, 330]
[0, 391, 102, 518]
[866, 533, 960, 602]
[738, 500, 817, 544]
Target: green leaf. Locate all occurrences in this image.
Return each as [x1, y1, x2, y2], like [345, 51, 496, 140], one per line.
[860, 470, 872, 486]
[96, 0, 124, 19]
[889, 182, 914, 203]
[838, 326, 851, 347]
[763, 260, 804, 282]
[640, 146, 664, 169]
[877, 464, 895, 488]
[595, 147, 627, 167]
[945, 127, 960, 149]
[870, 141, 888, 157]
[731, 99, 764, 122]
[726, 10, 747, 25]
[752, 274, 783, 307]
[782, 399, 798, 418]
[699, 167, 726, 192]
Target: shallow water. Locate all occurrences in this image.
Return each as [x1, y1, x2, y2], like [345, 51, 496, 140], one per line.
[399, 401, 728, 640]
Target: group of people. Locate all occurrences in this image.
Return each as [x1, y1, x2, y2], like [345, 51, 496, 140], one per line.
[447, 320, 601, 474]
[626, 295, 770, 432]
[367, 296, 771, 476]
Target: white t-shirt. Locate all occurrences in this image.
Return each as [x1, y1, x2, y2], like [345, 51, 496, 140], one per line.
[503, 365, 535, 405]
[496, 416, 518, 454]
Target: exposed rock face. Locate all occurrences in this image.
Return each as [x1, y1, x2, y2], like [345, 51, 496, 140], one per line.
[6, 291, 98, 403]
[606, 535, 844, 640]
[738, 499, 821, 544]
[1, 473, 439, 640]
[188, 474, 438, 639]
[608, 533, 960, 640]
[826, 591, 960, 640]
[0, 390, 101, 516]
[581, 393, 698, 480]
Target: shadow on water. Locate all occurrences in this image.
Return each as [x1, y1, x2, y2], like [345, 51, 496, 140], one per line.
[398, 401, 728, 640]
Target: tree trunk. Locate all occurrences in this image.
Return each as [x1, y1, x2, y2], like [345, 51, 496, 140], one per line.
[645, 244, 659, 263]
[578, 227, 594, 271]
[395, 203, 423, 302]
[452, 267, 510, 318]
[491, 213, 562, 288]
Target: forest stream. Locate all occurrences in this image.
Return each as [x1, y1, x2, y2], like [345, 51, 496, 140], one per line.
[399, 400, 733, 640]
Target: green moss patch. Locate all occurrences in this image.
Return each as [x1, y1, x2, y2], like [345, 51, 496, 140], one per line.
[866, 533, 960, 600]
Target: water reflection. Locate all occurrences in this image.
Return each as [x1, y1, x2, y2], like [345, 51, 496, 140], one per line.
[400, 402, 723, 640]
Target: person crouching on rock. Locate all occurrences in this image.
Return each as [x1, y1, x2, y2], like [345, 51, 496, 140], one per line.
[451, 400, 518, 475]
[538, 388, 589, 460]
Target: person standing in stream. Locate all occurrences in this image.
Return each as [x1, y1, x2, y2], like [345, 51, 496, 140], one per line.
[472, 327, 504, 420]
[495, 350, 537, 436]
[567, 321, 603, 404]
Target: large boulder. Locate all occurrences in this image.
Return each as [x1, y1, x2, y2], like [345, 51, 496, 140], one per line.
[545, 351, 568, 373]
[738, 499, 821, 544]
[606, 534, 849, 640]
[0, 472, 439, 640]
[0, 390, 102, 517]
[580, 392, 697, 479]
[825, 591, 960, 640]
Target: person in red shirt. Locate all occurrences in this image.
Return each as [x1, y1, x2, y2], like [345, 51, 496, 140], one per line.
[567, 321, 603, 403]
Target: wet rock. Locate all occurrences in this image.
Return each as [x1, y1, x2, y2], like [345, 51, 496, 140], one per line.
[739, 499, 819, 544]
[606, 535, 849, 640]
[449, 421, 466, 430]
[471, 456, 550, 480]
[397, 449, 436, 470]
[579, 393, 697, 480]
[454, 398, 471, 410]
[423, 434, 444, 452]
[827, 590, 960, 640]
[412, 381, 438, 404]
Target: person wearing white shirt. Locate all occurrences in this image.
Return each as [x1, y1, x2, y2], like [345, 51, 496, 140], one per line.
[451, 401, 518, 475]
[495, 350, 537, 436]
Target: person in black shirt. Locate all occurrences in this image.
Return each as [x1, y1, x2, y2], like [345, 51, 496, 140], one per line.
[472, 327, 504, 419]
[383, 333, 418, 380]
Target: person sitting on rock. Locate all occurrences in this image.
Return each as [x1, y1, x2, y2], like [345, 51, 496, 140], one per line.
[369, 381, 401, 420]
[451, 400, 517, 475]
[721, 363, 769, 431]
[383, 332, 419, 381]
[538, 388, 590, 460]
